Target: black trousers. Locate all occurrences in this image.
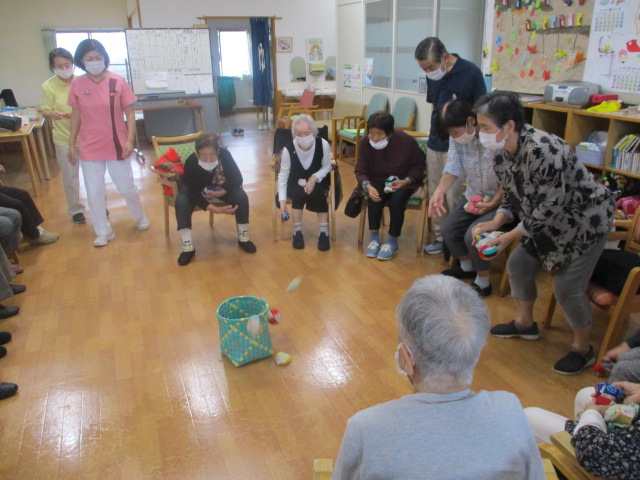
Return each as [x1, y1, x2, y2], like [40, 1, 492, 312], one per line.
[0, 186, 43, 239]
[367, 182, 414, 237]
[175, 184, 249, 230]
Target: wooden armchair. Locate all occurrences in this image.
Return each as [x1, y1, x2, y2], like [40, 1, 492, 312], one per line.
[336, 92, 389, 164]
[270, 128, 337, 242]
[150, 132, 225, 236]
[276, 89, 317, 129]
[545, 208, 640, 364]
[539, 431, 605, 480]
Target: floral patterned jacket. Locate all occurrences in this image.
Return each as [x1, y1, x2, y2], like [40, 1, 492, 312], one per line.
[493, 124, 615, 270]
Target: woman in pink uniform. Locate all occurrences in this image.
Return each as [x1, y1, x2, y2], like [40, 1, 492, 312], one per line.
[67, 39, 149, 247]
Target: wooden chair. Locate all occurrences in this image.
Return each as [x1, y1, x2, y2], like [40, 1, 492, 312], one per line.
[545, 208, 640, 364]
[336, 92, 389, 164]
[302, 99, 365, 158]
[539, 431, 605, 480]
[357, 174, 429, 253]
[276, 89, 317, 129]
[149, 132, 225, 237]
[270, 128, 337, 242]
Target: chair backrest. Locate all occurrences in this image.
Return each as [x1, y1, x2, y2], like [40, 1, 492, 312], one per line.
[331, 98, 365, 118]
[273, 128, 293, 154]
[629, 205, 640, 249]
[393, 96, 417, 130]
[300, 89, 316, 107]
[365, 93, 389, 119]
[151, 131, 204, 160]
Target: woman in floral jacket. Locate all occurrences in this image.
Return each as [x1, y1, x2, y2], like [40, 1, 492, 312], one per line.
[473, 91, 615, 375]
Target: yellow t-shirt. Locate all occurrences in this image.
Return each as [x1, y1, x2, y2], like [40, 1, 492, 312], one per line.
[40, 75, 73, 146]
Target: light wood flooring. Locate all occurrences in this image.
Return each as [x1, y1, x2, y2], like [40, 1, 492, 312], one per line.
[0, 126, 621, 479]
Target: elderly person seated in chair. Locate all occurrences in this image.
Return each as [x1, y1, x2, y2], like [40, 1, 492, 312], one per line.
[175, 133, 256, 266]
[333, 275, 545, 480]
[277, 114, 332, 251]
[355, 111, 426, 261]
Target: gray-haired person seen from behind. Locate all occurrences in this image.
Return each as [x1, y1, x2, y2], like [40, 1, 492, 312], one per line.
[332, 275, 544, 480]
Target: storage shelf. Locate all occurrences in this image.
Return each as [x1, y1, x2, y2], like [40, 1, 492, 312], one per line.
[523, 103, 640, 180]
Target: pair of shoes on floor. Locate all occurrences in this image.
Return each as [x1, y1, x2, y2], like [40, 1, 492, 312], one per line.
[441, 266, 476, 279]
[178, 249, 196, 266]
[423, 240, 443, 255]
[365, 241, 397, 260]
[94, 232, 116, 247]
[27, 230, 60, 246]
[232, 128, 245, 136]
[471, 282, 492, 297]
[137, 217, 150, 231]
[0, 382, 18, 400]
[10, 285, 25, 295]
[238, 240, 257, 253]
[554, 346, 595, 375]
[0, 305, 19, 320]
[72, 212, 86, 224]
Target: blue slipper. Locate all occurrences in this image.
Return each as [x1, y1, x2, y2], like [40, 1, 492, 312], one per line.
[365, 240, 381, 257]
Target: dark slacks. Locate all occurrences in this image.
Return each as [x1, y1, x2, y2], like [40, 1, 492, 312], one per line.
[175, 184, 249, 230]
[367, 182, 414, 237]
[0, 186, 44, 239]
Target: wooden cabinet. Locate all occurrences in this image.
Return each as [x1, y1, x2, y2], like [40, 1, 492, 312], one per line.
[524, 102, 640, 178]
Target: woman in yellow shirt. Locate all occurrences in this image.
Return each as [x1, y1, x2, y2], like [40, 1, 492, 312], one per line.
[40, 48, 86, 224]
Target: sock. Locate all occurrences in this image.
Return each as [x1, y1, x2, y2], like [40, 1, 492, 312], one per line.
[182, 240, 194, 252]
[475, 275, 490, 289]
[387, 235, 398, 248]
[179, 228, 192, 243]
[319, 223, 328, 235]
[237, 223, 250, 242]
[460, 259, 473, 272]
[294, 222, 302, 233]
[370, 231, 380, 243]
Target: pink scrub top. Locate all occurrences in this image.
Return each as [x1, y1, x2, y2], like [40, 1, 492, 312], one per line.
[67, 71, 136, 161]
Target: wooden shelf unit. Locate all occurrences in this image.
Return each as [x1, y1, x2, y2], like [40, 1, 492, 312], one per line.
[524, 102, 640, 178]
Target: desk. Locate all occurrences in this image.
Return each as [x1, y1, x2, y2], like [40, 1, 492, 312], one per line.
[135, 101, 205, 139]
[32, 119, 51, 180]
[0, 119, 45, 196]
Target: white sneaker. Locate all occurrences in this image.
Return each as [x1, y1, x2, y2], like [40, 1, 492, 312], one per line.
[94, 232, 116, 247]
[137, 217, 150, 231]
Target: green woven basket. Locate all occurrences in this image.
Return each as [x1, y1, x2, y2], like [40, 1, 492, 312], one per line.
[216, 296, 272, 367]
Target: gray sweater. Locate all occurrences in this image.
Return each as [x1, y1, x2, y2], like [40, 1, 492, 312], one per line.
[332, 389, 544, 480]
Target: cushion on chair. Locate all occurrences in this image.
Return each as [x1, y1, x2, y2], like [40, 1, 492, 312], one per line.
[586, 283, 640, 306]
[590, 249, 640, 295]
[154, 143, 196, 160]
[153, 147, 184, 198]
[338, 128, 361, 141]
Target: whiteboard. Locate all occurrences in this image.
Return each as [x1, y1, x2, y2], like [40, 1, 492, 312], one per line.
[125, 28, 214, 96]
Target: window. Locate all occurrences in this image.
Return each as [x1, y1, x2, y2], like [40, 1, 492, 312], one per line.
[364, 0, 393, 89]
[395, 0, 434, 92]
[55, 31, 130, 82]
[218, 30, 252, 77]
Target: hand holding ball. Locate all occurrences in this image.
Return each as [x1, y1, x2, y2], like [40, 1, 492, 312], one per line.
[474, 231, 503, 260]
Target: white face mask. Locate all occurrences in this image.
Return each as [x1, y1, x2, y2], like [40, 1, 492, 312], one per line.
[453, 122, 476, 145]
[479, 129, 507, 150]
[54, 68, 74, 79]
[425, 62, 446, 81]
[394, 343, 413, 376]
[198, 159, 218, 171]
[369, 138, 389, 150]
[85, 60, 105, 75]
[295, 135, 315, 150]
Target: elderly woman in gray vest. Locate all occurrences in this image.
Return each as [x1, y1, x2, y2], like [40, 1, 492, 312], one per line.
[277, 114, 332, 251]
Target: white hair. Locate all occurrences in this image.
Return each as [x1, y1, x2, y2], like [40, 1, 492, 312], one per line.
[291, 114, 318, 137]
[397, 275, 489, 388]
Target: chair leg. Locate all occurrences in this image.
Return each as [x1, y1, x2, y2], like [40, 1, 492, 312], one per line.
[358, 201, 367, 246]
[597, 306, 631, 364]
[544, 294, 557, 328]
[163, 200, 170, 237]
[416, 201, 427, 253]
[498, 268, 510, 297]
[209, 211, 214, 228]
[9, 251, 19, 265]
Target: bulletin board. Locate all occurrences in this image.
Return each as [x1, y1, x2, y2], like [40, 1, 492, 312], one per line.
[490, 0, 593, 94]
[583, 0, 640, 104]
[125, 28, 214, 97]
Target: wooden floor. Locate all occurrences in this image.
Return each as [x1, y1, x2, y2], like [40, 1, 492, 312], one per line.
[0, 121, 621, 479]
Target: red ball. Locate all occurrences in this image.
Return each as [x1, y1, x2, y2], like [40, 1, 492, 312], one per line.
[267, 308, 281, 324]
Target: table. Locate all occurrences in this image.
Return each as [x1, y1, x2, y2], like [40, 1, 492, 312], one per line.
[32, 119, 51, 180]
[0, 119, 46, 196]
[134, 100, 205, 139]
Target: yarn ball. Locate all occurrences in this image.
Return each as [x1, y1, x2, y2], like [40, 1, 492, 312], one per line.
[267, 308, 281, 325]
[287, 276, 302, 293]
[474, 231, 503, 260]
[275, 352, 291, 366]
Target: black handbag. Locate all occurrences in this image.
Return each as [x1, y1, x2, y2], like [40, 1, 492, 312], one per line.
[344, 185, 365, 218]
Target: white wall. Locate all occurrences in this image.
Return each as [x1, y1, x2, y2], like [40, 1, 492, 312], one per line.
[138, 0, 337, 91]
[0, 0, 128, 106]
